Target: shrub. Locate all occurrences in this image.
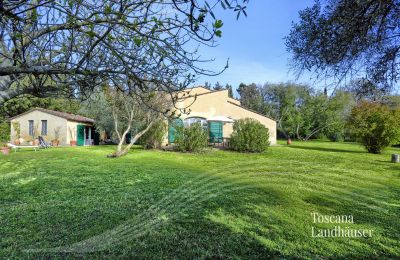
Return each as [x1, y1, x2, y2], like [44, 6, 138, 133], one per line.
[230, 118, 270, 152]
[348, 101, 400, 154]
[140, 120, 167, 149]
[174, 123, 208, 152]
[0, 121, 10, 143]
[327, 132, 344, 142]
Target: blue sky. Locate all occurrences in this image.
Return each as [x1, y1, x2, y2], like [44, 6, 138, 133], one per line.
[197, 0, 315, 90]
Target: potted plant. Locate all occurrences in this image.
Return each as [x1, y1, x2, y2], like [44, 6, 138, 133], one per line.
[52, 126, 61, 146]
[21, 134, 30, 145]
[52, 139, 60, 146]
[1, 143, 10, 155]
[69, 126, 77, 146]
[12, 121, 21, 145]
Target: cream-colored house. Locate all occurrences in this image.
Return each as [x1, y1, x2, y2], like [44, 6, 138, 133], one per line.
[9, 108, 96, 146]
[166, 86, 277, 145]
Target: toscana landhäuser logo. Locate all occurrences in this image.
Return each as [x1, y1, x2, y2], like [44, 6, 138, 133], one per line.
[311, 212, 374, 238]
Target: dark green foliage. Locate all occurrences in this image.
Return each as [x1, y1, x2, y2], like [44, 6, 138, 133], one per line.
[2, 94, 81, 118]
[213, 81, 223, 91]
[346, 79, 387, 102]
[237, 83, 264, 112]
[79, 91, 115, 139]
[140, 120, 167, 149]
[261, 83, 353, 141]
[348, 101, 400, 154]
[0, 121, 10, 142]
[204, 81, 212, 90]
[230, 118, 270, 153]
[225, 84, 233, 98]
[286, 0, 400, 91]
[174, 123, 208, 152]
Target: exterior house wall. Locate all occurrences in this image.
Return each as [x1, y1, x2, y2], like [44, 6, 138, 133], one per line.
[167, 88, 277, 145]
[10, 110, 95, 146]
[10, 110, 68, 145]
[66, 120, 93, 144]
[66, 121, 79, 144]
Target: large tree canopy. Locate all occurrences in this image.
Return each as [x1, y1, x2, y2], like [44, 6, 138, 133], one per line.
[0, 0, 248, 105]
[286, 0, 400, 91]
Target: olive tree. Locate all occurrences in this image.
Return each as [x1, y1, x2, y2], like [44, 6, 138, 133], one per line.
[106, 88, 171, 157]
[286, 0, 400, 92]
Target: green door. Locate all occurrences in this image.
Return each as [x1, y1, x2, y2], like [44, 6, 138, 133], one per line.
[77, 124, 85, 146]
[209, 121, 222, 143]
[168, 119, 183, 143]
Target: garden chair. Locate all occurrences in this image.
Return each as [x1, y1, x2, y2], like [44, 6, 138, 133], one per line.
[38, 136, 51, 148]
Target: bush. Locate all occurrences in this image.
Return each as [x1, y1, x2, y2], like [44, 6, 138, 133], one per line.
[348, 101, 400, 154]
[0, 121, 10, 143]
[230, 118, 270, 152]
[174, 123, 208, 152]
[328, 132, 344, 142]
[140, 120, 167, 149]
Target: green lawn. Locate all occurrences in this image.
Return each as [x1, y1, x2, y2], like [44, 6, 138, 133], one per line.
[1, 141, 399, 259]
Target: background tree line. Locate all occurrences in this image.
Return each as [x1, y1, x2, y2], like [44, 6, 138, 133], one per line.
[236, 80, 400, 147]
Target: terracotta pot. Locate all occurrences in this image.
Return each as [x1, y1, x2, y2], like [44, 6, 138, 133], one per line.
[70, 140, 77, 146]
[1, 147, 10, 155]
[14, 139, 20, 145]
[52, 140, 60, 146]
[287, 138, 292, 145]
[33, 139, 39, 146]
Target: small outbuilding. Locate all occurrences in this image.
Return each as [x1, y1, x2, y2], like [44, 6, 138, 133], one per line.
[9, 108, 97, 146]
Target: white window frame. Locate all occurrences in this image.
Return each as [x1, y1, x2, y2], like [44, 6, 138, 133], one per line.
[184, 117, 208, 130]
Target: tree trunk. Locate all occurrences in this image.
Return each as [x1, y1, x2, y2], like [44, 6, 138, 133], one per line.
[108, 121, 154, 158]
[392, 154, 400, 163]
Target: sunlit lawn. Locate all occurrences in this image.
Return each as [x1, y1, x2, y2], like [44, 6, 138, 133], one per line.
[1, 141, 399, 258]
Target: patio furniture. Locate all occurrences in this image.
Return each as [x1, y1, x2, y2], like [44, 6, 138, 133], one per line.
[38, 136, 51, 148]
[7, 143, 38, 152]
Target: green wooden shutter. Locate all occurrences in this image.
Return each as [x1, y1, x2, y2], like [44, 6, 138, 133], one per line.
[168, 119, 183, 143]
[209, 121, 222, 143]
[77, 124, 85, 146]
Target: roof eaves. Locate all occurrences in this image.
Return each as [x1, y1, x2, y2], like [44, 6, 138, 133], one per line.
[179, 89, 227, 100]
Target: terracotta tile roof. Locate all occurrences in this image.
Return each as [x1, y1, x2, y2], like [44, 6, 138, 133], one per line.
[10, 107, 95, 124]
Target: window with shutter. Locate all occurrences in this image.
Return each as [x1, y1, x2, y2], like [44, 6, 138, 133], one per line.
[41, 120, 47, 136]
[28, 120, 34, 136]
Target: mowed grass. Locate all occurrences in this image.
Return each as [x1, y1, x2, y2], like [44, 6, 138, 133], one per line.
[0, 141, 399, 259]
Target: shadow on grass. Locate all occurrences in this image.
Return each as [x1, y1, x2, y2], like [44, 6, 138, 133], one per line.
[2, 147, 400, 259]
[287, 145, 366, 154]
[18, 167, 285, 259]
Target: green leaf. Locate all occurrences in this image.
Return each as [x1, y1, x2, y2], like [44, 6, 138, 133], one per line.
[214, 20, 223, 29]
[105, 5, 112, 14]
[133, 37, 141, 46]
[215, 30, 222, 37]
[87, 31, 96, 38]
